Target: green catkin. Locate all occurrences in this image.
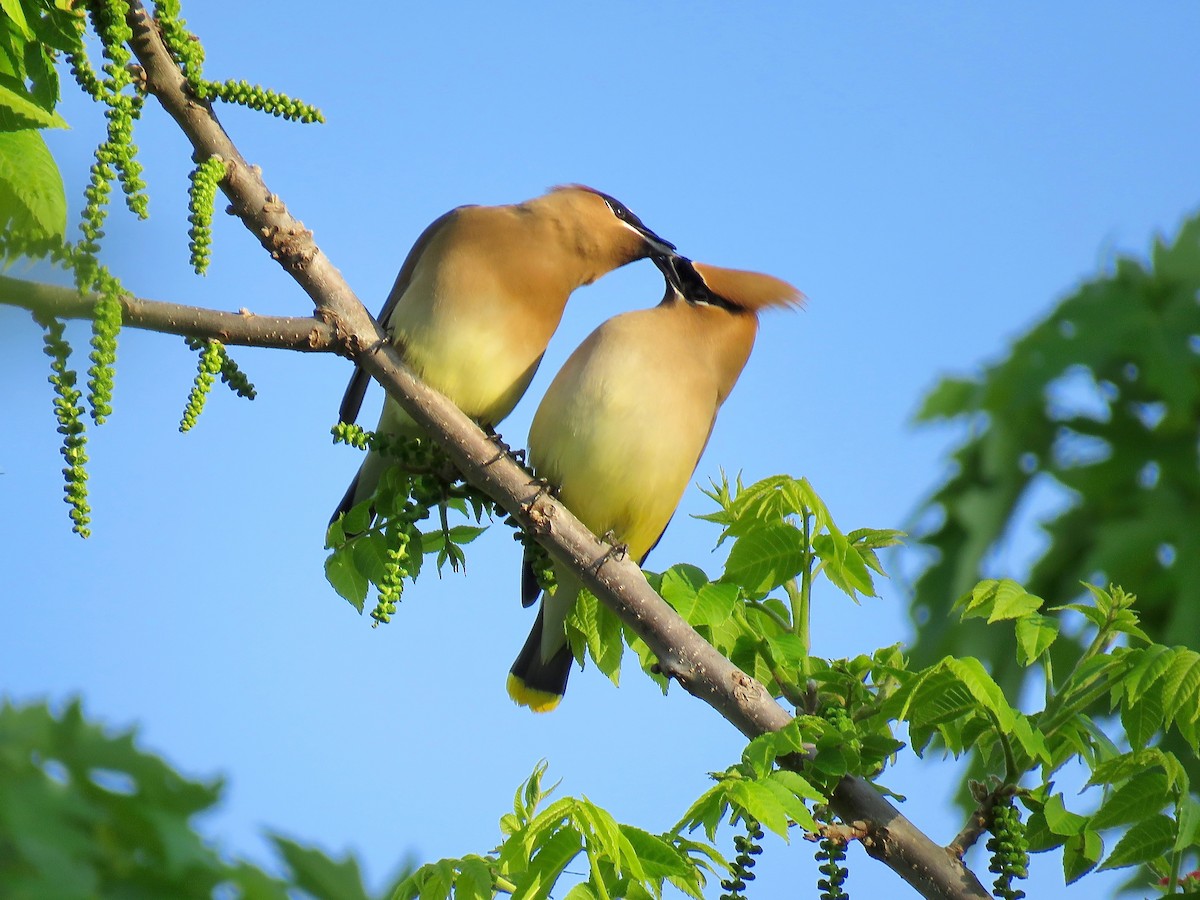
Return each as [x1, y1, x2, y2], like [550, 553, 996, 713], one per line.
[986, 798, 1028, 900]
[23, 0, 322, 539]
[184, 338, 256, 400]
[371, 519, 410, 626]
[815, 830, 850, 900]
[194, 79, 324, 124]
[187, 156, 225, 274]
[86, 281, 122, 423]
[217, 353, 256, 399]
[720, 818, 763, 900]
[78, 154, 113, 261]
[154, 0, 206, 81]
[40, 318, 92, 538]
[331, 422, 372, 450]
[87, 0, 149, 219]
[329, 427, 487, 618]
[179, 339, 222, 431]
[66, 41, 104, 101]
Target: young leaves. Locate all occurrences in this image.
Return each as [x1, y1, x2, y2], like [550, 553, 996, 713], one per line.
[391, 764, 721, 900]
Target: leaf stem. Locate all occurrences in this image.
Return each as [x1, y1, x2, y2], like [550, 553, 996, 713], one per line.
[747, 599, 792, 633]
[586, 843, 612, 900]
[984, 707, 1019, 785]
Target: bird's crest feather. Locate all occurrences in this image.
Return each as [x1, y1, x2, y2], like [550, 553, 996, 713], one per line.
[692, 262, 804, 311]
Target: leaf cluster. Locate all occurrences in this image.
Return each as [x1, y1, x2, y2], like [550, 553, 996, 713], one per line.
[325, 426, 494, 624]
[563, 474, 902, 705]
[909, 211, 1200, 745]
[396, 761, 724, 900]
[901, 580, 1200, 890]
[0, 697, 412, 899]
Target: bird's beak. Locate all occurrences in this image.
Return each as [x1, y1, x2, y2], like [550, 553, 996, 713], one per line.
[634, 222, 677, 256]
[652, 251, 690, 295]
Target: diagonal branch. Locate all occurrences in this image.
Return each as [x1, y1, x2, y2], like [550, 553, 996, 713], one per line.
[0, 274, 338, 351]
[12, 4, 994, 898]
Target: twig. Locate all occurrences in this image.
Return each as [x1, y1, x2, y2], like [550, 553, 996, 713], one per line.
[1, 274, 338, 351]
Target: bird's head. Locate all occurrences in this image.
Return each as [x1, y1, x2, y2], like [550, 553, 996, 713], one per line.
[652, 253, 803, 313]
[540, 185, 676, 271]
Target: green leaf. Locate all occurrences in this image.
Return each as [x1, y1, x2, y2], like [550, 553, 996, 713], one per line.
[888, 668, 976, 732]
[0, 128, 66, 245]
[324, 549, 367, 612]
[566, 591, 623, 685]
[455, 857, 496, 900]
[768, 768, 825, 805]
[657, 564, 707, 617]
[1160, 648, 1200, 731]
[1097, 813, 1174, 871]
[1089, 770, 1170, 832]
[702, 474, 828, 543]
[956, 579, 1044, 623]
[351, 531, 391, 587]
[1043, 793, 1088, 837]
[690, 582, 741, 626]
[0, 73, 65, 129]
[1062, 830, 1103, 885]
[573, 801, 622, 869]
[674, 784, 729, 842]
[1088, 748, 1187, 794]
[725, 780, 791, 841]
[812, 529, 876, 599]
[721, 522, 806, 595]
[617, 827, 691, 880]
[1120, 689, 1164, 750]
[1121, 645, 1176, 706]
[562, 884, 598, 900]
[1175, 795, 1200, 852]
[757, 774, 817, 832]
[0, 1, 31, 39]
[1014, 612, 1058, 665]
[340, 501, 371, 539]
[415, 860, 453, 900]
[269, 835, 371, 900]
[515, 825, 582, 900]
[943, 657, 1015, 730]
[1008, 714, 1052, 766]
[420, 524, 487, 555]
[913, 375, 980, 421]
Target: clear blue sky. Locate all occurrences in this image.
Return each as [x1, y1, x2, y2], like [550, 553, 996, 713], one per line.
[3, 3, 1199, 896]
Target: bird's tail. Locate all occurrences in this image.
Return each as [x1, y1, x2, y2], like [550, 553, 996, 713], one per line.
[507, 606, 573, 713]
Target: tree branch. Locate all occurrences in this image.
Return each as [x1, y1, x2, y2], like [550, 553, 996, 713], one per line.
[0, 274, 338, 351]
[6, 5, 993, 897]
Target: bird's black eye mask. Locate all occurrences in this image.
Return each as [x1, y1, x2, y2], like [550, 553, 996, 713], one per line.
[595, 190, 645, 230]
[594, 190, 677, 252]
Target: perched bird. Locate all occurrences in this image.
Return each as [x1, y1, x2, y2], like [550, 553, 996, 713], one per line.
[508, 254, 802, 712]
[332, 186, 675, 525]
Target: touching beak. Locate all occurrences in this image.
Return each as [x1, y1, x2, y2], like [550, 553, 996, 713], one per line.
[652, 251, 690, 295]
[634, 222, 677, 256]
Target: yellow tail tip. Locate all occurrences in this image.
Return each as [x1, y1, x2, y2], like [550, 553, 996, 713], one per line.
[506, 673, 563, 713]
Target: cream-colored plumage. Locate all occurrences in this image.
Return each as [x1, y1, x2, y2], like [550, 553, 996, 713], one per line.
[332, 186, 674, 525]
[508, 257, 801, 711]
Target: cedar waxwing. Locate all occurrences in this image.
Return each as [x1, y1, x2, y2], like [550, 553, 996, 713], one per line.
[508, 254, 802, 712]
[332, 186, 675, 525]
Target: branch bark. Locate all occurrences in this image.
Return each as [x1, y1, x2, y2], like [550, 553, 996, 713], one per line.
[6, 4, 994, 897]
[0, 274, 338, 351]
